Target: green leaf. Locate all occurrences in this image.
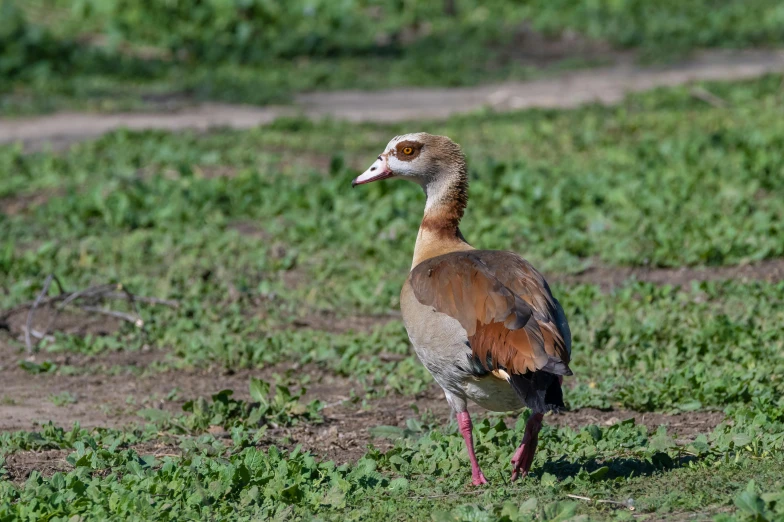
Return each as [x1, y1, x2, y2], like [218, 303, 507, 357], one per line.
[279, 483, 301, 501]
[388, 477, 409, 494]
[500, 502, 519, 519]
[247, 406, 262, 425]
[369, 425, 405, 440]
[249, 377, 269, 407]
[735, 481, 765, 515]
[677, 400, 703, 411]
[760, 491, 784, 504]
[732, 434, 753, 448]
[18, 360, 57, 374]
[650, 427, 675, 451]
[540, 472, 558, 487]
[543, 501, 577, 521]
[651, 452, 674, 469]
[321, 485, 346, 508]
[519, 497, 538, 512]
[589, 466, 609, 482]
[405, 417, 423, 432]
[687, 434, 710, 456]
[431, 512, 456, 522]
[136, 408, 172, 423]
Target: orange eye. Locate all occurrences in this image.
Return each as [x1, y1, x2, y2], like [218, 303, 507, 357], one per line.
[402, 147, 413, 155]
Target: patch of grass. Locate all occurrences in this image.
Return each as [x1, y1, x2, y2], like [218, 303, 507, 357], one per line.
[2, 78, 784, 410]
[47, 392, 76, 407]
[564, 281, 784, 416]
[0, 378, 317, 455]
[2, 77, 784, 519]
[136, 379, 322, 434]
[729, 480, 784, 522]
[524, 0, 784, 61]
[3, 76, 784, 309]
[4, 0, 784, 114]
[17, 360, 57, 375]
[0, 422, 150, 455]
[0, 410, 782, 520]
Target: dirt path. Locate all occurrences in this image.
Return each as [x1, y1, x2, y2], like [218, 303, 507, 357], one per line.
[549, 258, 784, 291]
[2, 49, 783, 149]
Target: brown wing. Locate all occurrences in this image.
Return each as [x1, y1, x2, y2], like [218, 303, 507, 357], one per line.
[409, 250, 572, 376]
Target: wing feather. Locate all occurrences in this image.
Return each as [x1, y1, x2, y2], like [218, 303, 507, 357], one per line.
[409, 250, 572, 376]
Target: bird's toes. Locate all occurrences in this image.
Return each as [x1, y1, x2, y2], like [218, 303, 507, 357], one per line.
[510, 445, 525, 466]
[471, 473, 489, 486]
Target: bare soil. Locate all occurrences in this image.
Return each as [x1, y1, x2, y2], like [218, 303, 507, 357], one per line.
[2, 299, 724, 475]
[550, 258, 784, 290]
[547, 408, 725, 440]
[0, 320, 380, 434]
[288, 310, 401, 334]
[0, 347, 250, 432]
[3, 449, 71, 484]
[1, 320, 725, 464]
[1, 381, 724, 483]
[265, 386, 453, 464]
[295, 50, 784, 123]
[259, 389, 726, 466]
[0, 257, 763, 452]
[2, 50, 783, 149]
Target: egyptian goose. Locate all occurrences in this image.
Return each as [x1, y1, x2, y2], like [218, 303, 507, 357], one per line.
[352, 133, 572, 485]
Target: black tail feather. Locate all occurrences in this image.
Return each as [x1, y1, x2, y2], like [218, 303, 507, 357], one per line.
[509, 371, 565, 414]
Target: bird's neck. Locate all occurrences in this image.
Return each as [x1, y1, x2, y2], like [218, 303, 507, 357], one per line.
[412, 167, 473, 268]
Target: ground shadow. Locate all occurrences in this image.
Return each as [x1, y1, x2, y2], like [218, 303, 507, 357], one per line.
[541, 453, 699, 481]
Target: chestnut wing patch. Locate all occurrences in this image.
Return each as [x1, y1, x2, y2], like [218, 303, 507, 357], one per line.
[409, 251, 572, 376]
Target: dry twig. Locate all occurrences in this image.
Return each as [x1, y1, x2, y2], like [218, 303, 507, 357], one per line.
[322, 397, 351, 409]
[690, 86, 727, 108]
[409, 489, 486, 500]
[24, 328, 55, 342]
[24, 274, 63, 353]
[80, 306, 145, 327]
[567, 493, 635, 510]
[5, 274, 179, 353]
[102, 292, 180, 308]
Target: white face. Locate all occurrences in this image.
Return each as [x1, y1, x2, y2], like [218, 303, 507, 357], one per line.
[352, 133, 428, 187]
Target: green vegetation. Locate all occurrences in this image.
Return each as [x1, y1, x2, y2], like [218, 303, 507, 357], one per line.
[2, 76, 784, 518]
[1, 412, 782, 520]
[3, 0, 784, 115]
[525, 0, 784, 57]
[4, 75, 784, 297]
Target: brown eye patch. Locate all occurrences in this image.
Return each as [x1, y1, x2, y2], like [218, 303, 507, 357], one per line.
[395, 141, 422, 161]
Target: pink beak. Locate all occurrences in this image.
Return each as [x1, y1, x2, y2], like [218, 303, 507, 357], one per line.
[352, 155, 393, 187]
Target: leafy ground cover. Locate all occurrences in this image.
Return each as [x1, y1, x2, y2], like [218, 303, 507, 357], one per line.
[1, 409, 782, 520]
[1, 77, 783, 519]
[3, 0, 784, 115]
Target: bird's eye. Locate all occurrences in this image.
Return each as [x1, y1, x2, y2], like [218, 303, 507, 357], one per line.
[402, 147, 414, 155]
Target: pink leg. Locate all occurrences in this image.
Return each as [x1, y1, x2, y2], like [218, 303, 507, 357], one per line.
[456, 411, 488, 486]
[511, 412, 544, 481]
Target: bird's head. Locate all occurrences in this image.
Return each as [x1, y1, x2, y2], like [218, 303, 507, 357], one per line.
[351, 133, 466, 189]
